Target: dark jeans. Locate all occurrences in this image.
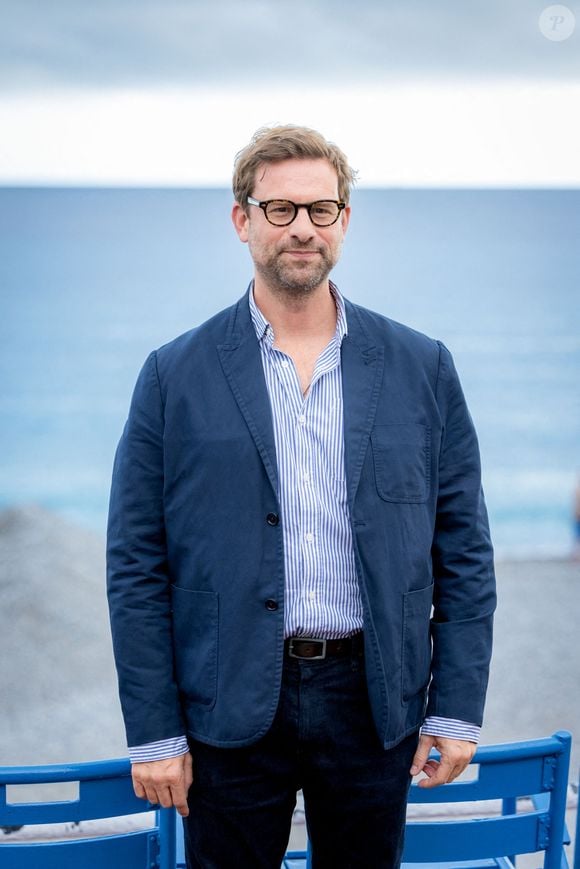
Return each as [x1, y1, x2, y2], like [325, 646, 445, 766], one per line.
[183, 647, 418, 869]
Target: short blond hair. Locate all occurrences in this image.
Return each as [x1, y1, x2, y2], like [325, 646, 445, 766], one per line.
[233, 124, 357, 207]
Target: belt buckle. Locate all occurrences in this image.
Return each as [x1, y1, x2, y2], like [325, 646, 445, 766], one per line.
[288, 637, 327, 660]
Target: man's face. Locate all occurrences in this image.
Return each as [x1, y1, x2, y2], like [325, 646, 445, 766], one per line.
[232, 158, 350, 299]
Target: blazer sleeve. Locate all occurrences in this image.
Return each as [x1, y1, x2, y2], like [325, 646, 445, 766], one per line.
[426, 342, 497, 726]
[107, 351, 185, 747]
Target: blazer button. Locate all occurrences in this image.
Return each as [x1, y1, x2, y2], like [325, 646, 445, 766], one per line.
[266, 513, 279, 526]
[265, 599, 278, 611]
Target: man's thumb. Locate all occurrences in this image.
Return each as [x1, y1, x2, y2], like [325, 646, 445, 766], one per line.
[410, 735, 434, 775]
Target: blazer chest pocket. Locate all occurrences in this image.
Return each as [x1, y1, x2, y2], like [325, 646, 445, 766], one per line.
[171, 587, 218, 708]
[371, 424, 430, 503]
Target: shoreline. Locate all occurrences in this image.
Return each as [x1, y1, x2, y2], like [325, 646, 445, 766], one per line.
[1, 501, 578, 566]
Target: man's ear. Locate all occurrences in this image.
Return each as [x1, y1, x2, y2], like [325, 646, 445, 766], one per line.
[232, 202, 249, 243]
[341, 205, 351, 235]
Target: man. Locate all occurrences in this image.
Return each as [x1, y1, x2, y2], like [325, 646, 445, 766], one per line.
[107, 125, 496, 868]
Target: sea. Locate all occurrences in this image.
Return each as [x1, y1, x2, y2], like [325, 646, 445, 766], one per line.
[1, 187, 579, 559]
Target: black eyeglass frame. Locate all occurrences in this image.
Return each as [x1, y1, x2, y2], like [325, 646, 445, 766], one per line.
[246, 196, 346, 227]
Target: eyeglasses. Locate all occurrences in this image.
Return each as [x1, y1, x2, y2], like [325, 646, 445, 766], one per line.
[247, 196, 346, 227]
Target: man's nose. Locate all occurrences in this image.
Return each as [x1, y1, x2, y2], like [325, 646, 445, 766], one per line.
[289, 206, 315, 240]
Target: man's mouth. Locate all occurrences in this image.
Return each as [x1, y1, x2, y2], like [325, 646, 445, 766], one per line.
[283, 248, 320, 257]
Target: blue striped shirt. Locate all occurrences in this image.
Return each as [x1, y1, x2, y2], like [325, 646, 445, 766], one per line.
[129, 285, 480, 762]
[250, 283, 362, 639]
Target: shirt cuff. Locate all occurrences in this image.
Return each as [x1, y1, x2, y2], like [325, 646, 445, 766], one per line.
[421, 716, 481, 743]
[128, 735, 189, 764]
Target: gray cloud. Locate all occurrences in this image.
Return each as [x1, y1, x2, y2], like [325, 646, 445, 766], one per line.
[1, 0, 578, 91]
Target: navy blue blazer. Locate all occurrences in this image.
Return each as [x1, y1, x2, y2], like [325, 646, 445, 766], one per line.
[107, 290, 496, 750]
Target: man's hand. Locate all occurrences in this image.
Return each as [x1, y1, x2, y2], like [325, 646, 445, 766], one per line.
[410, 734, 476, 788]
[131, 752, 193, 817]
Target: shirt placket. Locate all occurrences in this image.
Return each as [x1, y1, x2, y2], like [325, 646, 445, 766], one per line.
[296, 342, 342, 622]
[270, 349, 322, 619]
[295, 385, 320, 618]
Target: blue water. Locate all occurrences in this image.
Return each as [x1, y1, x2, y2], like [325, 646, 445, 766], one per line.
[1, 187, 579, 558]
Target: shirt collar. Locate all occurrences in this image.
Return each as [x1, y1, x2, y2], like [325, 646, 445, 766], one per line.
[249, 281, 348, 347]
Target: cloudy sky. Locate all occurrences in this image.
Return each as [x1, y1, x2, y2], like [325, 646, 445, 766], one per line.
[1, 0, 579, 185]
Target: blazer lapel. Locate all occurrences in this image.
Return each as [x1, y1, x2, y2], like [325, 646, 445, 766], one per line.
[216, 292, 383, 503]
[342, 301, 384, 504]
[217, 294, 279, 497]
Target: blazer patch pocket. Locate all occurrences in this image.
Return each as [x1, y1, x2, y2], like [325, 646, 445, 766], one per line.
[371, 424, 430, 503]
[401, 583, 434, 702]
[171, 586, 218, 708]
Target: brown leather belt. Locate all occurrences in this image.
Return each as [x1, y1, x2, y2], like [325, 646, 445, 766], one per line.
[284, 633, 363, 660]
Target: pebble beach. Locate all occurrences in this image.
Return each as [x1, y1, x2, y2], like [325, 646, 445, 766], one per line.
[1, 504, 578, 770]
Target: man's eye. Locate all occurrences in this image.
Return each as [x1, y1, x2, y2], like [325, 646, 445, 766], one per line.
[312, 204, 334, 216]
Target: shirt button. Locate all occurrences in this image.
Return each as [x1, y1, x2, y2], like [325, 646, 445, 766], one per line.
[266, 512, 279, 526]
[305, 532, 314, 543]
[281, 360, 289, 368]
[303, 471, 310, 482]
[298, 415, 306, 425]
[265, 599, 278, 611]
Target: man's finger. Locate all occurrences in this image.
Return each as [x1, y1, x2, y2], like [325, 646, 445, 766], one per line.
[170, 752, 192, 816]
[155, 785, 176, 809]
[418, 756, 455, 788]
[170, 783, 190, 818]
[447, 760, 470, 783]
[420, 759, 440, 778]
[132, 778, 146, 800]
[143, 784, 161, 805]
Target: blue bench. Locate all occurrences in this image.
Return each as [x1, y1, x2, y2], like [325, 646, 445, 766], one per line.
[0, 732, 574, 868]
